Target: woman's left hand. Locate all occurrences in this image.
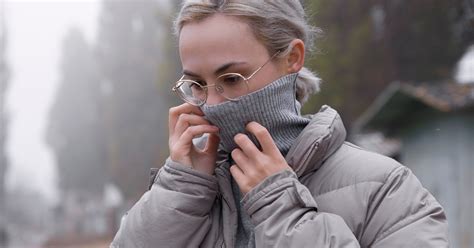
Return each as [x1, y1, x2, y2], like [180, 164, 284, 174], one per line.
[230, 121, 292, 195]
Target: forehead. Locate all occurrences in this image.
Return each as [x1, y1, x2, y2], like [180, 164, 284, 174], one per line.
[178, 14, 268, 70]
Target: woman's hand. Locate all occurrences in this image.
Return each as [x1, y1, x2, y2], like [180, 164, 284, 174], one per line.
[169, 103, 220, 175]
[230, 122, 291, 195]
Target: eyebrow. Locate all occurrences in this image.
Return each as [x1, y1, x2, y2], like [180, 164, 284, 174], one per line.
[182, 61, 248, 78]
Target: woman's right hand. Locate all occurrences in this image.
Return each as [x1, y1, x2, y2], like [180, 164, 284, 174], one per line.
[168, 103, 220, 175]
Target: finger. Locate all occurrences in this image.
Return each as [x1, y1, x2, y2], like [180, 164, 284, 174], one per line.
[229, 164, 246, 188]
[234, 133, 261, 158]
[169, 103, 205, 136]
[174, 113, 211, 139]
[231, 148, 251, 171]
[204, 133, 220, 153]
[246, 122, 278, 154]
[175, 125, 219, 150]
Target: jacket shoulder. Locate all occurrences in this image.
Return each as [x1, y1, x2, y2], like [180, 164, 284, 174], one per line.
[300, 142, 448, 246]
[302, 142, 403, 196]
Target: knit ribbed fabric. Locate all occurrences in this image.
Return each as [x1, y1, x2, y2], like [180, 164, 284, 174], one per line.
[231, 175, 255, 248]
[202, 73, 311, 248]
[201, 73, 310, 156]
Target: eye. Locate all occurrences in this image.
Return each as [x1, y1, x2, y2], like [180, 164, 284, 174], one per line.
[221, 75, 244, 86]
[189, 83, 203, 90]
[189, 82, 205, 95]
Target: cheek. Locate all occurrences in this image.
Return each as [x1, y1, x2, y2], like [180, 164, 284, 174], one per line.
[249, 65, 287, 92]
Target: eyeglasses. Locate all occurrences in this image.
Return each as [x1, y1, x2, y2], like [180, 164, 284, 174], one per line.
[172, 51, 280, 106]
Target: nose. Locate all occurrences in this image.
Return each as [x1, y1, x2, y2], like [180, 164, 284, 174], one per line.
[206, 86, 227, 105]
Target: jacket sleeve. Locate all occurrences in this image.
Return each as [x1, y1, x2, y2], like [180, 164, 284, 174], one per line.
[364, 166, 449, 247]
[242, 170, 360, 248]
[110, 158, 219, 248]
[242, 166, 449, 248]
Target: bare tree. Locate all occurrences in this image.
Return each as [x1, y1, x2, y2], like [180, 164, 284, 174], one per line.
[46, 27, 106, 197]
[96, 0, 177, 202]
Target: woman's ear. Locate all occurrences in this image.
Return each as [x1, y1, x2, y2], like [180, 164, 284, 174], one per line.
[286, 39, 305, 73]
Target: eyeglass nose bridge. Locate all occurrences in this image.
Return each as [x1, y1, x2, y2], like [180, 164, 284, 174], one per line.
[214, 84, 225, 94]
[202, 82, 234, 105]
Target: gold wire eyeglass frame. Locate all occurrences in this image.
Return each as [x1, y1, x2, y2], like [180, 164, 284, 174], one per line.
[172, 51, 281, 106]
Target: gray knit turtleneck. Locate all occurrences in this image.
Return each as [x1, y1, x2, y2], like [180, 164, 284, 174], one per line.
[202, 73, 311, 247]
[232, 175, 256, 248]
[202, 73, 311, 156]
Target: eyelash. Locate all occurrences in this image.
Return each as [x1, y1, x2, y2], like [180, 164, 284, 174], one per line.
[194, 80, 206, 86]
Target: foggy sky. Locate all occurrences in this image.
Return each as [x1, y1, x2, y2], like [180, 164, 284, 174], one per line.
[5, 0, 99, 204]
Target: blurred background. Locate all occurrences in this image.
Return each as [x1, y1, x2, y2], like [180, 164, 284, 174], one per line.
[0, 0, 472, 247]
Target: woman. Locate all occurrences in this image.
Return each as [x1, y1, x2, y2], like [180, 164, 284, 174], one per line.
[111, 1, 449, 247]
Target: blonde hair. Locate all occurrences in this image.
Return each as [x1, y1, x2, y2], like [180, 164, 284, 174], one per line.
[174, 0, 322, 104]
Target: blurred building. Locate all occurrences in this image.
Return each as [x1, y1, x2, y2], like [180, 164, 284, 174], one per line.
[456, 45, 474, 84]
[352, 52, 474, 247]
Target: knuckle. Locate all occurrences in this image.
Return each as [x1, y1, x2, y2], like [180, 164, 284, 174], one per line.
[231, 149, 241, 159]
[254, 164, 265, 174]
[246, 168, 257, 177]
[254, 128, 267, 138]
[187, 125, 199, 134]
[170, 104, 190, 117]
[181, 128, 193, 138]
[169, 106, 179, 116]
[234, 134, 245, 143]
[177, 113, 187, 123]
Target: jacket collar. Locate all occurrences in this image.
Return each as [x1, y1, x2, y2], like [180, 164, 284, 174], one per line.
[215, 105, 347, 177]
[285, 105, 347, 177]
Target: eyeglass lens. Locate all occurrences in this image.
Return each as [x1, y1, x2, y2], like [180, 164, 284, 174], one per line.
[176, 73, 249, 105]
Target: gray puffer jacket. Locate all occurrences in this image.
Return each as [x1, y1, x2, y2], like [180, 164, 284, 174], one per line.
[111, 106, 449, 247]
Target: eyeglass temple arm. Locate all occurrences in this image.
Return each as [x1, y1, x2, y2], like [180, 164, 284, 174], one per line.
[246, 50, 281, 80]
